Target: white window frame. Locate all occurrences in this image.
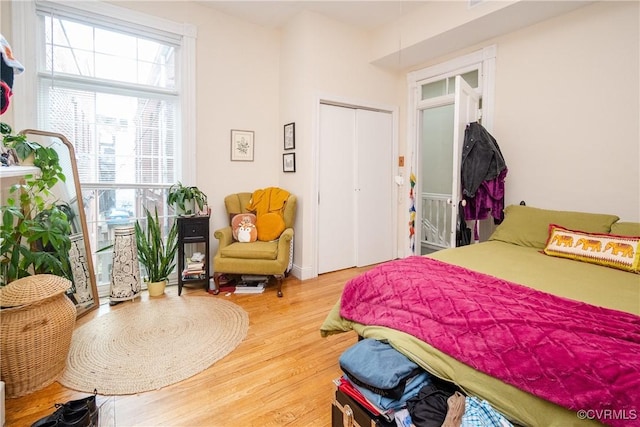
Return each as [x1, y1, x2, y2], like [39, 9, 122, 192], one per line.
[10, 0, 197, 185]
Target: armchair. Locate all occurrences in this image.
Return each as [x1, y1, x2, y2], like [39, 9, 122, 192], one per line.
[212, 191, 296, 297]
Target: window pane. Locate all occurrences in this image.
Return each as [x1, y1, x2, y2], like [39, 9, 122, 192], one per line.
[461, 70, 479, 88]
[44, 15, 176, 89]
[422, 70, 480, 100]
[86, 187, 173, 286]
[421, 80, 446, 100]
[95, 53, 138, 83]
[40, 82, 177, 185]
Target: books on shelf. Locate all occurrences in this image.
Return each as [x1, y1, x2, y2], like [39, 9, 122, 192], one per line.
[185, 261, 205, 271]
[183, 257, 205, 280]
[182, 269, 206, 280]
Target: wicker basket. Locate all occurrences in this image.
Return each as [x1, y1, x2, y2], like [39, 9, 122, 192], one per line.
[0, 274, 77, 398]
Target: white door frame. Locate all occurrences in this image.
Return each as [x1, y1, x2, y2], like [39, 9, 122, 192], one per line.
[405, 45, 497, 257]
[312, 94, 399, 278]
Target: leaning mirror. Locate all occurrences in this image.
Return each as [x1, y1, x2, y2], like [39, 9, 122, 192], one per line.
[18, 129, 99, 318]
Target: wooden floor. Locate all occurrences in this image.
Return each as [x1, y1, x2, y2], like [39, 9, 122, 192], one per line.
[5, 267, 375, 427]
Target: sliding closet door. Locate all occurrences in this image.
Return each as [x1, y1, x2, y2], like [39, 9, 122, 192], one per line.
[318, 104, 356, 274]
[355, 109, 394, 266]
[318, 104, 394, 274]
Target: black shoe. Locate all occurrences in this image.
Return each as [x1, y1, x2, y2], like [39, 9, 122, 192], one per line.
[31, 390, 98, 427]
[31, 407, 64, 427]
[58, 408, 90, 427]
[60, 389, 97, 414]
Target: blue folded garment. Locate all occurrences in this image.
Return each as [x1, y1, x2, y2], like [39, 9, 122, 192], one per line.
[348, 371, 432, 412]
[339, 338, 425, 399]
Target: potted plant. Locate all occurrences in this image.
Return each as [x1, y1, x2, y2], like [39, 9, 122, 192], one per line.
[135, 206, 178, 296]
[0, 123, 70, 285]
[1, 123, 56, 166]
[167, 182, 208, 216]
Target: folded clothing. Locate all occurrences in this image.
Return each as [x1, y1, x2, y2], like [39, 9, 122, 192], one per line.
[351, 371, 433, 412]
[461, 397, 513, 427]
[339, 338, 424, 400]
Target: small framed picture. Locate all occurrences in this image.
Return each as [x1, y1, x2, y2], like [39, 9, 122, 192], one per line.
[230, 130, 254, 161]
[284, 122, 295, 150]
[0, 145, 18, 166]
[283, 152, 296, 173]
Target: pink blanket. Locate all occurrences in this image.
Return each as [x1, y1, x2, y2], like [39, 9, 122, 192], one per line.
[339, 256, 640, 426]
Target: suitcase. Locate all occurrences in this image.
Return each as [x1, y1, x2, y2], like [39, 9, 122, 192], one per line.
[331, 388, 396, 427]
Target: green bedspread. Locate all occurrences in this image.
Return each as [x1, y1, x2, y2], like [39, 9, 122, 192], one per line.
[321, 241, 640, 427]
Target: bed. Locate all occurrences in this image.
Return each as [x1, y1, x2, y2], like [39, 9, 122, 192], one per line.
[321, 205, 640, 427]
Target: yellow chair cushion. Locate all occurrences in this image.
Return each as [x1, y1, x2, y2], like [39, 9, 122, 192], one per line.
[219, 240, 279, 260]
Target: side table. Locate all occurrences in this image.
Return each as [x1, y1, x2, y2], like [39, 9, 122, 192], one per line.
[177, 215, 210, 296]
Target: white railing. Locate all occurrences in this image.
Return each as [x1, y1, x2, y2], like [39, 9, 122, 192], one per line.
[421, 192, 451, 249]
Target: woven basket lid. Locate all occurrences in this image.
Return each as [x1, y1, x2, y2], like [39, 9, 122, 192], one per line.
[0, 274, 71, 308]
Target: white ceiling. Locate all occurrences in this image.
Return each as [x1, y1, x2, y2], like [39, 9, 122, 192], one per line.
[196, 1, 429, 31]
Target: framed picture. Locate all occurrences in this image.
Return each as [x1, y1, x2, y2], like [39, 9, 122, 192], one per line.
[0, 145, 18, 166]
[284, 122, 295, 150]
[283, 152, 296, 173]
[230, 130, 254, 161]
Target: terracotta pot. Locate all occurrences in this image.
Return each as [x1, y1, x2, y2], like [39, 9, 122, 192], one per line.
[147, 280, 167, 297]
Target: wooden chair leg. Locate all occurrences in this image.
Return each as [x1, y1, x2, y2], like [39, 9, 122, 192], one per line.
[212, 273, 222, 295]
[274, 274, 284, 297]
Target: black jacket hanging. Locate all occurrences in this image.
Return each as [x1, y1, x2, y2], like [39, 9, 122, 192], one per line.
[460, 122, 506, 198]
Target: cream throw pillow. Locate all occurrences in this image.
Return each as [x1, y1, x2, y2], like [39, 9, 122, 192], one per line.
[543, 224, 640, 273]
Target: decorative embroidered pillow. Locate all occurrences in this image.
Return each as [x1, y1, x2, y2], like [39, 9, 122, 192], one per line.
[543, 224, 640, 273]
[231, 213, 257, 242]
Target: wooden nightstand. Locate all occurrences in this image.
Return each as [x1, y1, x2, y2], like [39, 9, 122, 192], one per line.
[177, 215, 210, 296]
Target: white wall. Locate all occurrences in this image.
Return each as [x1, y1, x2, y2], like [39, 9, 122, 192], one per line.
[493, 1, 639, 220]
[398, 1, 639, 223]
[279, 11, 400, 279]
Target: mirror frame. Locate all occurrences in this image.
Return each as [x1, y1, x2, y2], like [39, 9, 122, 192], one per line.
[20, 129, 99, 318]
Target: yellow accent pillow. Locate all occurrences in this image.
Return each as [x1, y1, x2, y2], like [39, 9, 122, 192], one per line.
[543, 224, 640, 273]
[256, 212, 286, 242]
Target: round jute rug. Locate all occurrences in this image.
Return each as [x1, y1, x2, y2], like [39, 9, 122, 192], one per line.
[59, 295, 248, 395]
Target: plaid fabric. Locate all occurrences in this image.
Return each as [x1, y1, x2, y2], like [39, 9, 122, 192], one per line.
[461, 397, 513, 427]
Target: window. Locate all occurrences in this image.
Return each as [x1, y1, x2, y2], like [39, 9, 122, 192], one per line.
[420, 70, 479, 100]
[14, 1, 196, 294]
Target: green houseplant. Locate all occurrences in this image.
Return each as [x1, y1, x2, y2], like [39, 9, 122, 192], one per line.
[1, 123, 58, 167]
[0, 124, 70, 285]
[135, 206, 178, 296]
[167, 182, 208, 216]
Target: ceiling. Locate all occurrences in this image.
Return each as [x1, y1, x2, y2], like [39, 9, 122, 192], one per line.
[195, 1, 429, 31]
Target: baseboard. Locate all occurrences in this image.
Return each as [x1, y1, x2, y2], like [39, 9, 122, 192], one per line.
[290, 264, 314, 280]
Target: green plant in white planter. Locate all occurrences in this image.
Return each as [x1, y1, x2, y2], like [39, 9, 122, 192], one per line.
[167, 182, 208, 216]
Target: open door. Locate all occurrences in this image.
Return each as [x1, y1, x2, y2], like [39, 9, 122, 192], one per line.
[448, 76, 480, 247]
